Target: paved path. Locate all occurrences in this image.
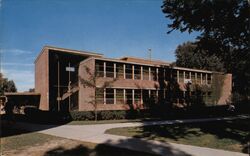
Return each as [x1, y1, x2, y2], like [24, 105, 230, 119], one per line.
[13, 115, 249, 156]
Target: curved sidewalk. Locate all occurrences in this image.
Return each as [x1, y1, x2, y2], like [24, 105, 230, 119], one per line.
[13, 115, 249, 156]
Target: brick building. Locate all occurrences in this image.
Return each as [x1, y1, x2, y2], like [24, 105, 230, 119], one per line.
[35, 46, 232, 111]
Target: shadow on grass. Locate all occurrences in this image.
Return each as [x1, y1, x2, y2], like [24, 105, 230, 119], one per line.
[134, 119, 250, 154]
[44, 139, 192, 156]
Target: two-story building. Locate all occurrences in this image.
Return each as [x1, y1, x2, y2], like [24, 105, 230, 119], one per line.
[35, 46, 232, 111]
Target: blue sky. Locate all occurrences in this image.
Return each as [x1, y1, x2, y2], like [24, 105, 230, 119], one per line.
[0, 0, 199, 91]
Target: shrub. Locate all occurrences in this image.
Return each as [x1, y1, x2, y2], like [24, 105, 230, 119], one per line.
[113, 110, 126, 120]
[70, 111, 94, 120]
[99, 111, 114, 120]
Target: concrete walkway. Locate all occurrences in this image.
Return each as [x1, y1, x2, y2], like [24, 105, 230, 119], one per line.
[13, 115, 249, 156]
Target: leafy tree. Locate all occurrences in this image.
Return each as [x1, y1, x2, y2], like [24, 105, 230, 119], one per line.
[175, 41, 225, 72]
[162, 0, 250, 96]
[0, 73, 17, 95]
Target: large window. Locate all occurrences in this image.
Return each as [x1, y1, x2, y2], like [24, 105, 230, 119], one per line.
[134, 65, 141, 80]
[106, 62, 114, 78]
[95, 60, 104, 77]
[191, 72, 195, 83]
[172, 70, 178, 81]
[125, 64, 133, 79]
[179, 70, 184, 83]
[95, 88, 104, 104]
[134, 89, 141, 104]
[116, 89, 124, 104]
[142, 90, 150, 107]
[151, 67, 157, 81]
[207, 74, 212, 84]
[164, 68, 170, 81]
[143, 66, 149, 80]
[185, 71, 190, 79]
[125, 89, 133, 105]
[106, 88, 114, 104]
[116, 63, 124, 79]
[202, 73, 206, 84]
[196, 73, 201, 84]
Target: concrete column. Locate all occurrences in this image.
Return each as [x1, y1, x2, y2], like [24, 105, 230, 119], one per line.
[132, 89, 135, 105]
[201, 73, 203, 84]
[123, 64, 126, 79]
[163, 68, 166, 81]
[195, 73, 197, 83]
[123, 89, 126, 104]
[163, 88, 166, 99]
[156, 68, 159, 81]
[114, 89, 116, 104]
[104, 62, 106, 78]
[141, 89, 143, 104]
[206, 73, 208, 84]
[114, 63, 116, 78]
[132, 65, 134, 80]
[149, 90, 151, 97]
[141, 66, 143, 80]
[183, 71, 185, 83]
[189, 72, 191, 79]
[149, 67, 151, 81]
[177, 70, 179, 83]
[104, 88, 106, 104]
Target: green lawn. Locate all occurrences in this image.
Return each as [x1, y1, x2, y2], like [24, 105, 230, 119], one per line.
[106, 119, 250, 153]
[1, 128, 158, 156]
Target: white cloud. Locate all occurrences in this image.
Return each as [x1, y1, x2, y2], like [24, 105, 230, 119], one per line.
[2, 69, 34, 92]
[2, 62, 33, 67]
[0, 48, 32, 55]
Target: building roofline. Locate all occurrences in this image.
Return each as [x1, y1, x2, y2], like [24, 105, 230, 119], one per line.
[119, 56, 171, 65]
[4, 92, 41, 96]
[34, 46, 103, 63]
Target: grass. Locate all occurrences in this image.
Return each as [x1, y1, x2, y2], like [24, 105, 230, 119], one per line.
[0, 127, 158, 156]
[106, 119, 250, 153]
[67, 118, 155, 125]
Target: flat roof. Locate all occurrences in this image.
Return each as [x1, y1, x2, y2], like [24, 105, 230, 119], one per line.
[4, 92, 40, 96]
[35, 46, 103, 63]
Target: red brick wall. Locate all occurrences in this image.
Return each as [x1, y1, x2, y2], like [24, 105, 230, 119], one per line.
[217, 73, 232, 105]
[35, 49, 49, 110]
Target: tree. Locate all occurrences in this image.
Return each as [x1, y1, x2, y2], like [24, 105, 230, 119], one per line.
[0, 73, 17, 95]
[79, 66, 115, 121]
[175, 41, 225, 72]
[162, 0, 250, 96]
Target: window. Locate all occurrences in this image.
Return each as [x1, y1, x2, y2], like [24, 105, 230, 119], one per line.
[191, 72, 195, 83]
[196, 73, 201, 84]
[134, 65, 141, 80]
[95, 88, 104, 104]
[172, 70, 177, 81]
[125, 64, 133, 79]
[143, 66, 149, 80]
[125, 89, 133, 105]
[150, 67, 157, 81]
[164, 68, 170, 81]
[207, 74, 212, 84]
[142, 90, 149, 107]
[202, 73, 206, 84]
[106, 88, 114, 104]
[134, 89, 141, 104]
[116, 63, 124, 79]
[179, 70, 184, 83]
[185, 71, 190, 79]
[116, 89, 124, 104]
[95, 60, 104, 77]
[106, 62, 114, 78]
[158, 68, 164, 81]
